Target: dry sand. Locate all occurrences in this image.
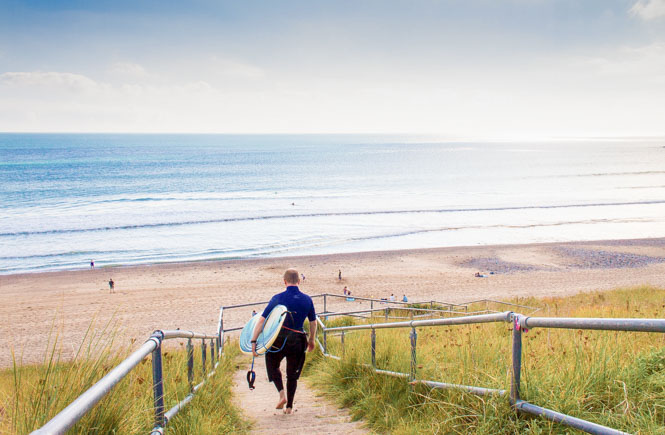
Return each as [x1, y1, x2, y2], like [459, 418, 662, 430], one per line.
[2, 238, 665, 368]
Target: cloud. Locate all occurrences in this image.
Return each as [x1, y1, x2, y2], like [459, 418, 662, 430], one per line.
[209, 56, 265, 78]
[573, 43, 665, 83]
[109, 62, 149, 79]
[0, 71, 100, 93]
[630, 0, 665, 20]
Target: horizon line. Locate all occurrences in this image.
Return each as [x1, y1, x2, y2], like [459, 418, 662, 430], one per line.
[1, 131, 664, 142]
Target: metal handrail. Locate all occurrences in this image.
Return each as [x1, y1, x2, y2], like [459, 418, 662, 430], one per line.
[33, 329, 221, 435]
[324, 311, 512, 332]
[315, 309, 664, 435]
[219, 293, 477, 338]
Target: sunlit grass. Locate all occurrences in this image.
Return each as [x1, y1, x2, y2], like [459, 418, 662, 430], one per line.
[0, 324, 249, 434]
[307, 285, 665, 434]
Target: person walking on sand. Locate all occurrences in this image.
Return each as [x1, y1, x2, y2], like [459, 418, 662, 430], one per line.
[108, 278, 114, 293]
[90, 259, 94, 269]
[251, 269, 317, 414]
[338, 269, 342, 280]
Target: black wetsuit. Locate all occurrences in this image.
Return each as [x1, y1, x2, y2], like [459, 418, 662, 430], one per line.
[265, 329, 308, 408]
[261, 286, 316, 408]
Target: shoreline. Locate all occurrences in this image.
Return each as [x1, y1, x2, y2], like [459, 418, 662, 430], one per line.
[3, 235, 664, 279]
[2, 236, 665, 368]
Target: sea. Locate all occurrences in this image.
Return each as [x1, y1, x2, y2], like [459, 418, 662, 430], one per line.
[1, 134, 664, 275]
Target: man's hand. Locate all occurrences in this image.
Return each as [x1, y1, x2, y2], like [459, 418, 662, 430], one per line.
[307, 339, 315, 352]
[251, 316, 266, 357]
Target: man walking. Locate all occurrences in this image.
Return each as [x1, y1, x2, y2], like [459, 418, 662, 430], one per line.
[251, 268, 317, 414]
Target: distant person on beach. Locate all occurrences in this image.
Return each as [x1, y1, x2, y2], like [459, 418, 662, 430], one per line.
[252, 310, 257, 317]
[108, 278, 114, 293]
[251, 268, 316, 414]
[301, 273, 305, 282]
[402, 295, 408, 302]
[389, 293, 395, 302]
[338, 269, 342, 280]
[343, 286, 348, 295]
[90, 260, 94, 269]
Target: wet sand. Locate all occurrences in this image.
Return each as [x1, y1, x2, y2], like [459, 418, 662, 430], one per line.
[2, 237, 665, 368]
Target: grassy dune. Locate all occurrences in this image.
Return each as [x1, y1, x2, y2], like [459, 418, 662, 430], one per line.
[306, 286, 665, 434]
[0, 326, 249, 434]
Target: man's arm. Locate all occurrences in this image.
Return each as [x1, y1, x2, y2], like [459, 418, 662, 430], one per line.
[251, 316, 266, 357]
[307, 318, 317, 352]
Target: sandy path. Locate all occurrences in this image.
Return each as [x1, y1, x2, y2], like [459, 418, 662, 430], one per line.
[232, 356, 367, 434]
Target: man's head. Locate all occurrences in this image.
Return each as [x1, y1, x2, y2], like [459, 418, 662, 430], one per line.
[283, 268, 300, 285]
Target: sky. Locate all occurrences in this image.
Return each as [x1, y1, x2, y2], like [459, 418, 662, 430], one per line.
[1, 0, 664, 138]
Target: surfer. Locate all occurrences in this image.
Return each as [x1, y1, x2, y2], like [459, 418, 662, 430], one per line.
[251, 268, 317, 414]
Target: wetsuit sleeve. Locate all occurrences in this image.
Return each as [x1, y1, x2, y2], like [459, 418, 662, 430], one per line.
[262, 296, 278, 319]
[307, 298, 316, 321]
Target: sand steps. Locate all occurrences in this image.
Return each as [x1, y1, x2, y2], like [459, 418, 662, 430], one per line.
[232, 356, 367, 434]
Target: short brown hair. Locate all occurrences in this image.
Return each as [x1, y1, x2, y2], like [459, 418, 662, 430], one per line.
[283, 268, 300, 284]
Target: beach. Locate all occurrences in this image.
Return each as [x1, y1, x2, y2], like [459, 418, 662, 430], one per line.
[2, 237, 665, 368]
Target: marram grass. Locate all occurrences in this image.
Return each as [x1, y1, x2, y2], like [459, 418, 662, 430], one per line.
[0, 324, 249, 434]
[306, 285, 665, 434]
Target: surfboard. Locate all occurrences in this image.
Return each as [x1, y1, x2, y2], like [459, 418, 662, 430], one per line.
[239, 304, 288, 355]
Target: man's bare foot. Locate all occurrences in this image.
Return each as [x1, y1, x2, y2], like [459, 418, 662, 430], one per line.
[275, 397, 287, 409]
[283, 407, 294, 414]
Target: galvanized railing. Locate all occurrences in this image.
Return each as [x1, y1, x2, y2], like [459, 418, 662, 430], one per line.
[32, 293, 528, 434]
[33, 326, 223, 435]
[316, 309, 665, 435]
[217, 292, 494, 332]
[218, 293, 537, 352]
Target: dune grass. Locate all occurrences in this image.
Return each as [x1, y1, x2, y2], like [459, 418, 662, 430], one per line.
[306, 285, 665, 434]
[0, 324, 249, 434]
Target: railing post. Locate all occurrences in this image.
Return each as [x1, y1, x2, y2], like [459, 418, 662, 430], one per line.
[218, 307, 224, 358]
[370, 299, 374, 313]
[384, 308, 388, 321]
[202, 339, 207, 376]
[210, 339, 215, 366]
[187, 338, 194, 392]
[371, 328, 376, 368]
[323, 294, 328, 320]
[323, 328, 328, 354]
[151, 332, 165, 429]
[341, 331, 345, 356]
[410, 327, 417, 382]
[511, 314, 522, 406]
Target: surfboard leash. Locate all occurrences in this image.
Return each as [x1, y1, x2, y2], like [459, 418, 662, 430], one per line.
[247, 357, 256, 390]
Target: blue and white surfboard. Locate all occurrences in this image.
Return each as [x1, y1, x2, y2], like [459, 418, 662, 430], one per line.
[239, 304, 288, 355]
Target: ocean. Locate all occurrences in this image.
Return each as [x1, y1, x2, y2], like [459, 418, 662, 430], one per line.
[1, 134, 664, 274]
